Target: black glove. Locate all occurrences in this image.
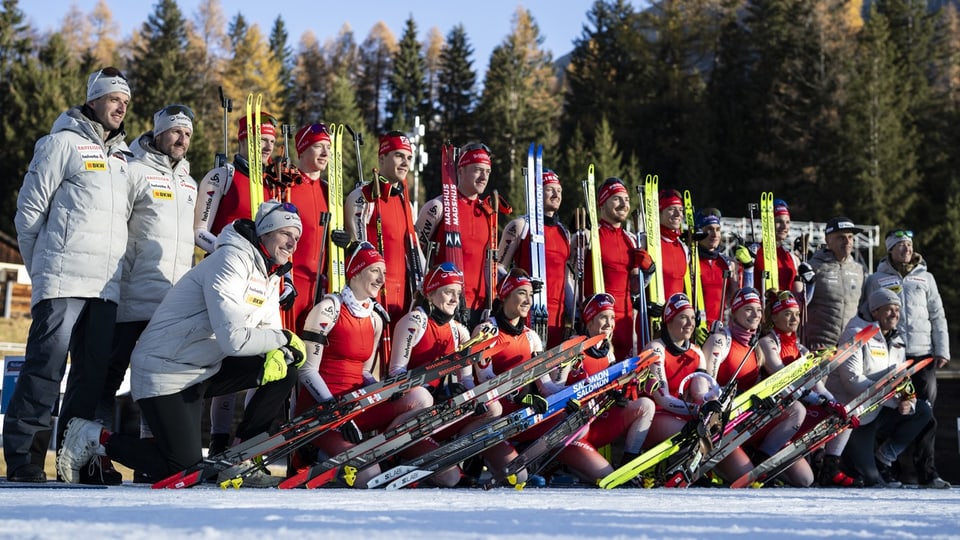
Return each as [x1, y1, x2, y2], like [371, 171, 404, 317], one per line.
[797, 262, 815, 285]
[339, 419, 363, 444]
[647, 302, 664, 318]
[432, 382, 467, 400]
[517, 392, 548, 414]
[606, 388, 629, 408]
[699, 399, 723, 419]
[564, 398, 581, 415]
[330, 229, 351, 249]
[279, 273, 297, 311]
[316, 398, 339, 412]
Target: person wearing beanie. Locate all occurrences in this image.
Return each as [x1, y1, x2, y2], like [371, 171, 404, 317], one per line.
[804, 216, 865, 350]
[544, 293, 655, 483]
[294, 241, 430, 487]
[57, 201, 305, 487]
[657, 188, 690, 300]
[824, 286, 933, 488]
[92, 104, 198, 484]
[702, 287, 812, 486]
[382, 262, 472, 487]
[497, 168, 572, 348]
[454, 268, 545, 486]
[640, 293, 717, 457]
[695, 207, 739, 334]
[417, 141, 505, 328]
[581, 177, 649, 361]
[7, 67, 133, 483]
[857, 229, 949, 488]
[753, 199, 803, 295]
[345, 131, 425, 326]
[194, 109, 279, 254]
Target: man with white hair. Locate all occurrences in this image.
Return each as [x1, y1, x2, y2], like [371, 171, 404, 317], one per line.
[57, 201, 306, 486]
[5, 67, 133, 483]
[92, 104, 199, 484]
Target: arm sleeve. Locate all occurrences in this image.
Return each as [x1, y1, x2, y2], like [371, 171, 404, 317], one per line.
[389, 309, 427, 376]
[297, 296, 341, 403]
[194, 165, 230, 253]
[926, 274, 950, 359]
[15, 135, 69, 273]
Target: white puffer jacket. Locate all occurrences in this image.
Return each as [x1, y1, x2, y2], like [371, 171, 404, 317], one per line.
[117, 132, 197, 322]
[15, 107, 133, 305]
[130, 221, 287, 400]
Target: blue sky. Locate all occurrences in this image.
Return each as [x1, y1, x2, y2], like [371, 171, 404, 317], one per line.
[22, 1, 644, 72]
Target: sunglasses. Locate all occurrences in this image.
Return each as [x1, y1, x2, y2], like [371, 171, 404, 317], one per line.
[889, 230, 913, 239]
[460, 142, 491, 154]
[158, 103, 195, 120]
[773, 198, 788, 209]
[297, 123, 329, 145]
[90, 66, 127, 84]
[258, 201, 299, 223]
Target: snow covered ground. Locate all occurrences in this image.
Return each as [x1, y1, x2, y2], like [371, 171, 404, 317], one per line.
[0, 486, 957, 539]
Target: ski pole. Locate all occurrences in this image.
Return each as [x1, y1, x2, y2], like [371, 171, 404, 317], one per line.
[215, 86, 231, 169]
[345, 124, 364, 188]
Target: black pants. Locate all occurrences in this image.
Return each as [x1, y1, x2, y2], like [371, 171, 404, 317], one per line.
[105, 356, 297, 481]
[97, 320, 149, 428]
[906, 357, 940, 481]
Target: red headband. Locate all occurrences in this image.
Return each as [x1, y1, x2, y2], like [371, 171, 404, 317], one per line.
[295, 124, 331, 156]
[237, 115, 277, 141]
[598, 181, 628, 207]
[582, 294, 615, 325]
[732, 289, 762, 312]
[458, 148, 491, 168]
[498, 272, 532, 299]
[774, 205, 790, 217]
[663, 293, 693, 324]
[423, 264, 464, 295]
[771, 295, 799, 315]
[378, 133, 412, 156]
[346, 244, 385, 282]
[542, 170, 560, 186]
[659, 190, 683, 211]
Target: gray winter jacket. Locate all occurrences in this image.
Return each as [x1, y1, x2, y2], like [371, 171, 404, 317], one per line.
[825, 316, 905, 425]
[130, 221, 287, 400]
[15, 107, 133, 305]
[117, 132, 197, 323]
[804, 248, 864, 350]
[860, 255, 949, 359]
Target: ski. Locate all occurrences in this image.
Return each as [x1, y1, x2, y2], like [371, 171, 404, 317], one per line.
[440, 143, 468, 324]
[280, 334, 604, 489]
[683, 190, 706, 337]
[246, 93, 264, 219]
[581, 165, 603, 294]
[643, 175, 663, 305]
[152, 331, 500, 489]
[374, 349, 659, 490]
[598, 324, 879, 489]
[632, 186, 650, 348]
[760, 191, 778, 293]
[526, 143, 548, 342]
[730, 356, 931, 488]
[327, 124, 346, 293]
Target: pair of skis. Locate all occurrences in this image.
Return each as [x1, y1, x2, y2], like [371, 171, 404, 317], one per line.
[245, 93, 264, 220]
[152, 331, 499, 489]
[730, 356, 932, 488]
[525, 143, 548, 342]
[598, 324, 878, 488]
[279, 334, 605, 489]
[326, 124, 346, 294]
[759, 191, 778, 293]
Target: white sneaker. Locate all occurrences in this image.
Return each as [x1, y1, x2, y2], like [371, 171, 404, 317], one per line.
[921, 477, 951, 489]
[57, 418, 106, 483]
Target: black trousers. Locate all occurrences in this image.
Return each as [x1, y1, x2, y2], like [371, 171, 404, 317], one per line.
[105, 356, 297, 480]
[905, 356, 940, 481]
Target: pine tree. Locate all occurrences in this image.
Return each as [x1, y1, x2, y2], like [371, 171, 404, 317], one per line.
[288, 31, 328, 127]
[590, 116, 623, 183]
[477, 8, 561, 211]
[220, 19, 284, 142]
[323, 65, 376, 189]
[385, 16, 427, 132]
[127, 0, 196, 138]
[269, 16, 294, 119]
[356, 22, 396, 133]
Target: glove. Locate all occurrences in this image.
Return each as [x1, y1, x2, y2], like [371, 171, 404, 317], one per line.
[432, 382, 467, 400]
[278, 273, 297, 311]
[734, 245, 756, 267]
[606, 388, 630, 407]
[631, 249, 656, 276]
[647, 302, 664, 318]
[517, 392, 548, 414]
[565, 399, 581, 415]
[694, 324, 709, 346]
[316, 398, 339, 412]
[259, 351, 288, 385]
[636, 371, 661, 398]
[823, 399, 848, 422]
[699, 399, 723, 420]
[797, 262, 815, 285]
[339, 419, 363, 444]
[330, 229, 351, 249]
[282, 330, 307, 368]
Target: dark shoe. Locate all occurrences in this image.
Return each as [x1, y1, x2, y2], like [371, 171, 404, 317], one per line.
[7, 463, 47, 483]
[79, 455, 123, 485]
[873, 458, 903, 489]
[132, 470, 155, 484]
[208, 433, 231, 457]
[818, 455, 863, 487]
[920, 476, 951, 489]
